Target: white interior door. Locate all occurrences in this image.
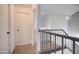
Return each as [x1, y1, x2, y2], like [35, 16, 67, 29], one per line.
[16, 12, 32, 45]
[0, 5, 10, 53]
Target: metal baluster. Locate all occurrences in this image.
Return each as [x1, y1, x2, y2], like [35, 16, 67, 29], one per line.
[46, 33, 47, 52]
[65, 38, 66, 48]
[50, 34, 51, 50]
[73, 40, 75, 54]
[62, 37, 64, 54]
[40, 32, 42, 51]
[65, 32, 67, 48]
[40, 32, 42, 52]
[55, 35, 56, 54]
[42, 32, 43, 52]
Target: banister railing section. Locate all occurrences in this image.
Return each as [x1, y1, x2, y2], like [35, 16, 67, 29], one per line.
[38, 29, 79, 54]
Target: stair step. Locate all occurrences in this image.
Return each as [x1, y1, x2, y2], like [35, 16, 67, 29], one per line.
[51, 48, 72, 54]
[40, 47, 66, 54]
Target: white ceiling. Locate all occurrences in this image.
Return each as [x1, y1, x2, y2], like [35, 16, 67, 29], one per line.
[39, 4, 79, 16]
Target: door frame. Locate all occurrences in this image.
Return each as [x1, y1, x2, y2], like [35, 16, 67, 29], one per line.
[8, 4, 16, 53]
[8, 4, 38, 53]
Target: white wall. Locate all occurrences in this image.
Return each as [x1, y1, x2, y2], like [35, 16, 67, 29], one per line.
[38, 5, 68, 32]
[68, 11, 79, 37]
[68, 11, 79, 53]
[15, 5, 33, 45]
[48, 13, 68, 32]
[0, 5, 16, 54]
[9, 5, 16, 53]
[37, 14, 48, 29]
[0, 5, 10, 53]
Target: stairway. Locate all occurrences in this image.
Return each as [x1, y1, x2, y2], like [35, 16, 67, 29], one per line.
[40, 41, 66, 54]
[51, 48, 72, 54]
[39, 29, 79, 54]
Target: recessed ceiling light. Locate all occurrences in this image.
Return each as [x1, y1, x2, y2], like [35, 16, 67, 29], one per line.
[65, 16, 71, 20]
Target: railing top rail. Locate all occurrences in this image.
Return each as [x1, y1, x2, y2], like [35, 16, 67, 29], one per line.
[38, 29, 68, 36]
[39, 29, 79, 42]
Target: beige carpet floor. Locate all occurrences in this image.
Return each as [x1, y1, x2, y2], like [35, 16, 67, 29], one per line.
[13, 44, 36, 54]
[13, 41, 61, 54]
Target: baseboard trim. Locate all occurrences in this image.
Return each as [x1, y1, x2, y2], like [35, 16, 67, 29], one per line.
[16, 42, 32, 45]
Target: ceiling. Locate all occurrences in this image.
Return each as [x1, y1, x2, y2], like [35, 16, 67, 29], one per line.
[15, 4, 79, 16]
[39, 4, 79, 16]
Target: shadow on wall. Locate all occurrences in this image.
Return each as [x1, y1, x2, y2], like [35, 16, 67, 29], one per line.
[67, 11, 79, 54]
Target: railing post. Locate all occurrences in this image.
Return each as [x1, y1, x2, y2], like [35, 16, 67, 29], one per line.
[41, 32, 43, 52]
[62, 37, 64, 54]
[55, 35, 56, 54]
[73, 40, 75, 54]
[40, 32, 41, 52]
[65, 38, 66, 48]
[46, 33, 47, 51]
[50, 34, 51, 50]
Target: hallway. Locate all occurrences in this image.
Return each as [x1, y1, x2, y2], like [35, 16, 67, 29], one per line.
[0, 4, 79, 54]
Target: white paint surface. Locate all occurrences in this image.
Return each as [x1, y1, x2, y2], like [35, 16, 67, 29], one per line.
[39, 4, 79, 16]
[48, 13, 68, 32]
[9, 5, 16, 53]
[68, 11, 79, 52]
[15, 6, 33, 45]
[0, 5, 10, 53]
[0, 5, 16, 53]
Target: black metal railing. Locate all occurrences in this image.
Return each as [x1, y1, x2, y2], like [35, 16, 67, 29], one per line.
[39, 29, 79, 54]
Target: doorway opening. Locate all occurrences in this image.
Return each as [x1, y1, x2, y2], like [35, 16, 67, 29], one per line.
[13, 4, 37, 54]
